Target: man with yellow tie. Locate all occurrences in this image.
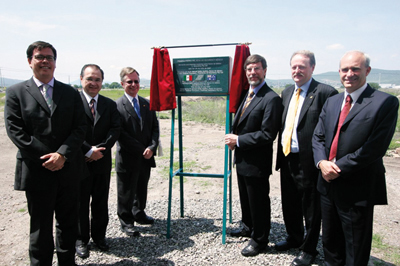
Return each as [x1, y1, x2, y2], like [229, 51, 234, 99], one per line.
[275, 50, 337, 266]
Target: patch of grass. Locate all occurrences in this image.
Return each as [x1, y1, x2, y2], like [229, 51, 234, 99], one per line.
[181, 97, 226, 126]
[372, 233, 400, 265]
[18, 208, 26, 213]
[99, 89, 149, 100]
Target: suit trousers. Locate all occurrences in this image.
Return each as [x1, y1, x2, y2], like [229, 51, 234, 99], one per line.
[280, 153, 321, 255]
[78, 170, 111, 244]
[320, 194, 374, 266]
[237, 173, 271, 247]
[117, 160, 151, 227]
[26, 178, 79, 266]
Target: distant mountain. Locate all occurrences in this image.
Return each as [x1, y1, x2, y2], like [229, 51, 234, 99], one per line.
[1, 77, 151, 88]
[0, 77, 24, 88]
[2, 70, 399, 89]
[267, 69, 400, 88]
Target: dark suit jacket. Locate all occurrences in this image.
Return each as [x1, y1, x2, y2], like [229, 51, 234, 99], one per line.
[232, 83, 283, 178]
[115, 94, 159, 172]
[313, 85, 399, 206]
[80, 92, 121, 175]
[276, 79, 337, 187]
[4, 78, 86, 191]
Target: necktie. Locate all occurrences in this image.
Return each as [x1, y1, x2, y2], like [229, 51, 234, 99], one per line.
[133, 98, 141, 120]
[240, 89, 255, 118]
[42, 84, 52, 109]
[329, 95, 352, 161]
[89, 98, 96, 119]
[282, 88, 302, 156]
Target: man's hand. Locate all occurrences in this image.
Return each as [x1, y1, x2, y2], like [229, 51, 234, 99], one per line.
[225, 134, 238, 151]
[40, 152, 66, 171]
[319, 160, 341, 182]
[86, 147, 106, 162]
[143, 148, 154, 159]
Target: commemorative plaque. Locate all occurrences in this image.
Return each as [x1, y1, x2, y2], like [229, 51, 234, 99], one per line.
[173, 57, 230, 96]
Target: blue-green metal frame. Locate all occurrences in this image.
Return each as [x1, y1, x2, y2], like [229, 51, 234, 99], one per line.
[166, 95, 233, 244]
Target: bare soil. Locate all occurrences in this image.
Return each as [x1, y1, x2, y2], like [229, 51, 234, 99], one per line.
[0, 113, 399, 265]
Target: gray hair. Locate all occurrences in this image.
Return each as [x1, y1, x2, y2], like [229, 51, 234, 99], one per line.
[290, 50, 316, 67]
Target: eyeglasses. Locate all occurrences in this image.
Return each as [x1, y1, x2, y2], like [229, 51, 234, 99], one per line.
[126, 80, 140, 85]
[85, 77, 102, 83]
[246, 67, 262, 72]
[33, 55, 55, 61]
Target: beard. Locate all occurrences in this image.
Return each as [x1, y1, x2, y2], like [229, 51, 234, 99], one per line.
[247, 74, 264, 86]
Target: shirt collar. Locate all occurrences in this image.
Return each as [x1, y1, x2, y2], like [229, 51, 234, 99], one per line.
[124, 92, 139, 103]
[296, 78, 312, 94]
[345, 82, 368, 103]
[251, 80, 266, 95]
[82, 90, 99, 103]
[33, 76, 55, 88]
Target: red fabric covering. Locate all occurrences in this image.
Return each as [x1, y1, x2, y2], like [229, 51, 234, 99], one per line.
[229, 45, 251, 113]
[150, 48, 177, 111]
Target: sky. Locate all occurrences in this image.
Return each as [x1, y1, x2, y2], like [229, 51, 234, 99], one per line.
[1, 0, 399, 84]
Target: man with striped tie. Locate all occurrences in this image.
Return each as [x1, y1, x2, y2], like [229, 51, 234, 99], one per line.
[76, 64, 121, 258]
[225, 54, 283, 257]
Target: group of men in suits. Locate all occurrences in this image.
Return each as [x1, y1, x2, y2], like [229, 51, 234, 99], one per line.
[226, 51, 398, 266]
[5, 41, 159, 266]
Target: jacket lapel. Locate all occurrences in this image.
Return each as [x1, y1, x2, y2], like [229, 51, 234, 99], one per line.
[25, 78, 51, 114]
[298, 80, 317, 123]
[80, 92, 95, 123]
[343, 85, 374, 126]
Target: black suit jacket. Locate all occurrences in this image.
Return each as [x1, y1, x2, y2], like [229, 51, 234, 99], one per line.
[313, 85, 399, 206]
[5, 78, 86, 191]
[115, 94, 159, 172]
[232, 83, 283, 178]
[80, 92, 121, 175]
[276, 79, 337, 186]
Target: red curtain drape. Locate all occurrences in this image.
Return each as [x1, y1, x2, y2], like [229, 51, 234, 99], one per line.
[150, 48, 177, 111]
[229, 45, 250, 113]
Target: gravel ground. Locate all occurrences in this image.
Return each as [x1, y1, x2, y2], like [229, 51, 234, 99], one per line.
[74, 197, 325, 266]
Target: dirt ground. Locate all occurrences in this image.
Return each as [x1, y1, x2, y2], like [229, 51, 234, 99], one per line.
[0, 113, 399, 265]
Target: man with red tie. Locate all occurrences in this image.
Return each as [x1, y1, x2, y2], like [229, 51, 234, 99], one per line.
[313, 51, 399, 266]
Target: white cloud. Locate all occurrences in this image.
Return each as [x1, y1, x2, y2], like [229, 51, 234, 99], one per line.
[326, 44, 344, 50]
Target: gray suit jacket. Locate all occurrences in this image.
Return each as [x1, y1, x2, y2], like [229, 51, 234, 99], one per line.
[5, 78, 86, 191]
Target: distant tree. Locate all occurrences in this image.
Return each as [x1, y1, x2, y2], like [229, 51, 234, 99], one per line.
[369, 82, 380, 90]
[109, 82, 122, 89]
[104, 83, 110, 88]
[72, 84, 79, 89]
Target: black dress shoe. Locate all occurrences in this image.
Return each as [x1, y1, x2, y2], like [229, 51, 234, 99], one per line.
[135, 215, 155, 225]
[75, 242, 89, 258]
[120, 225, 141, 237]
[291, 251, 316, 266]
[274, 240, 300, 251]
[230, 228, 251, 238]
[93, 239, 109, 251]
[241, 243, 265, 257]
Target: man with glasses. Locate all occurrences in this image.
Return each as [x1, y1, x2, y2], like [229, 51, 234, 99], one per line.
[75, 64, 121, 258]
[225, 54, 283, 257]
[4, 41, 86, 266]
[115, 67, 159, 236]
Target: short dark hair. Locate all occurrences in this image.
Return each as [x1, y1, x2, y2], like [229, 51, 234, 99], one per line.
[26, 41, 57, 60]
[244, 54, 267, 70]
[80, 64, 104, 80]
[290, 50, 316, 67]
